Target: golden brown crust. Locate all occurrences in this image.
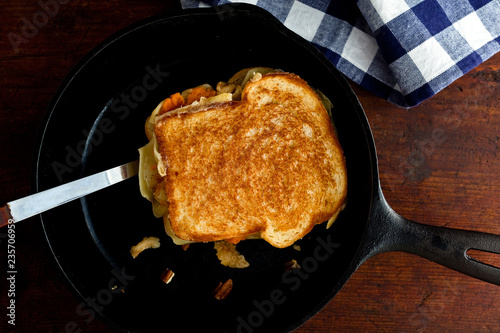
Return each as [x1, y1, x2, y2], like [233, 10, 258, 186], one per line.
[154, 72, 347, 248]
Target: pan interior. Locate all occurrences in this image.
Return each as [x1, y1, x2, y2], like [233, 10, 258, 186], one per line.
[36, 5, 376, 332]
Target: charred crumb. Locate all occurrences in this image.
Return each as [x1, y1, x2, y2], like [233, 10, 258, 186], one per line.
[213, 279, 233, 300]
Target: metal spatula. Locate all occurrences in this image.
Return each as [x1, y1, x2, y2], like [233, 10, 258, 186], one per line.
[0, 160, 139, 227]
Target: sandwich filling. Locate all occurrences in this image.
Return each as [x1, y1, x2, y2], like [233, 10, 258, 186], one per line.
[139, 67, 347, 249]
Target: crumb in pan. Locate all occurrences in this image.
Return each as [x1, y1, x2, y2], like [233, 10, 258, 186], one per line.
[214, 241, 249, 268]
[130, 236, 160, 258]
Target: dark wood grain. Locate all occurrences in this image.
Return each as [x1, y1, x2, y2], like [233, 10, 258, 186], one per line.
[0, 205, 14, 228]
[0, 2, 498, 332]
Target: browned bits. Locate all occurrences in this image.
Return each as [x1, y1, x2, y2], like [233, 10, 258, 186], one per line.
[181, 244, 190, 251]
[213, 279, 233, 300]
[284, 259, 301, 271]
[161, 268, 175, 284]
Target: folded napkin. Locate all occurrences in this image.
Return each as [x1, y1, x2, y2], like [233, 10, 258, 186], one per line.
[181, 0, 500, 108]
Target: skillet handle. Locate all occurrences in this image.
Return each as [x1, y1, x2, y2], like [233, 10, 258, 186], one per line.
[367, 194, 500, 286]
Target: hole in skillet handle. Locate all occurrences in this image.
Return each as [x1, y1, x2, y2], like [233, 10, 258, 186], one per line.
[467, 249, 500, 270]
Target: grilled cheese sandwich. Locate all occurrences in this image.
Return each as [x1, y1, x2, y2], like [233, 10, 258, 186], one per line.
[139, 68, 347, 249]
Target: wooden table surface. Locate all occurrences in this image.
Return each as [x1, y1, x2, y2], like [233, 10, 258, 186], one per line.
[0, 1, 498, 332]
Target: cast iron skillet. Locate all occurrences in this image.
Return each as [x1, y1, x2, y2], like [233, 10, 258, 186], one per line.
[35, 4, 500, 333]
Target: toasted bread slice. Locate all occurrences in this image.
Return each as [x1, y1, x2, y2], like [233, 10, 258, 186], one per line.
[154, 72, 347, 248]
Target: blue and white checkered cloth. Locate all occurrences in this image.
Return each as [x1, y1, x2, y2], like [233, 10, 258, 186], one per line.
[181, 0, 500, 108]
